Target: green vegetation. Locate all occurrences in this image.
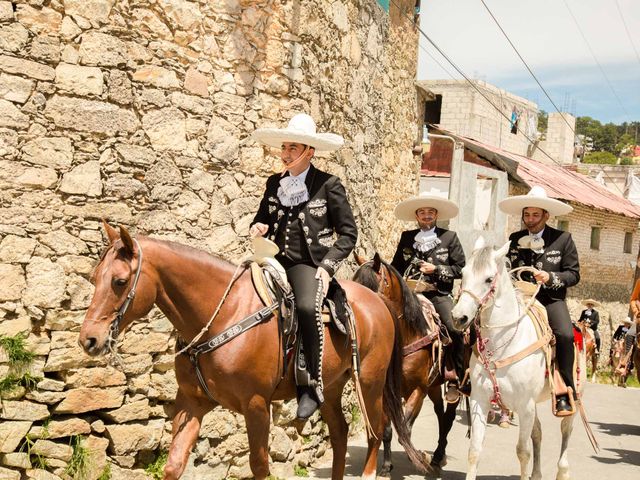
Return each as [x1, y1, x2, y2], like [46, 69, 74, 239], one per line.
[144, 451, 168, 480]
[0, 333, 35, 367]
[97, 464, 112, 480]
[66, 435, 91, 480]
[350, 404, 361, 425]
[294, 464, 309, 477]
[595, 369, 640, 388]
[0, 333, 40, 399]
[583, 151, 618, 165]
[19, 436, 49, 471]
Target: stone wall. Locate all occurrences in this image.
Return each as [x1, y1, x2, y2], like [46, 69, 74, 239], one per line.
[0, 1, 420, 479]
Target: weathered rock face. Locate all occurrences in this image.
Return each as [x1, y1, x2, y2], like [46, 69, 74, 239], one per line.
[0, 0, 419, 478]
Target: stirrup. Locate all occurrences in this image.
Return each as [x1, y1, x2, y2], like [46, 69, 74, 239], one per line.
[445, 382, 461, 404]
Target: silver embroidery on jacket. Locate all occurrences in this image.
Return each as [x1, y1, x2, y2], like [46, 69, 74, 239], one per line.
[308, 199, 327, 208]
[310, 206, 327, 217]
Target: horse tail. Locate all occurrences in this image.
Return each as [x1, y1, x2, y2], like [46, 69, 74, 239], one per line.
[381, 296, 431, 474]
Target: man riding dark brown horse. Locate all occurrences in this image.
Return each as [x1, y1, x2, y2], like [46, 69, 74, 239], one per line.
[391, 191, 467, 403]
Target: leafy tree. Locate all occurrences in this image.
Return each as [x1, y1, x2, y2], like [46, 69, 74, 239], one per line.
[538, 110, 548, 133]
[583, 151, 617, 164]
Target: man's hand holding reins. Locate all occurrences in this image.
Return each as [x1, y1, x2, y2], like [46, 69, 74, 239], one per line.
[249, 223, 268, 237]
[419, 261, 436, 274]
[533, 269, 550, 285]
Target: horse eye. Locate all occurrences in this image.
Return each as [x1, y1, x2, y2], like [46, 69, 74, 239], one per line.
[485, 276, 494, 284]
[113, 278, 128, 287]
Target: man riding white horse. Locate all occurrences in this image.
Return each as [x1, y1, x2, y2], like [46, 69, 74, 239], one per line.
[499, 186, 579, 415]
[249, 113, 357, 419]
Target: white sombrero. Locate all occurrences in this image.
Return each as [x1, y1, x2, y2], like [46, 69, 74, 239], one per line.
[251, 113, 344, 152]
[582, 298, 601, 308]
[394, 192, 459, 222]
[498, 186, 573, 217]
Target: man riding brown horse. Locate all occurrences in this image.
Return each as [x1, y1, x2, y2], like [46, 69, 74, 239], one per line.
[391, 191, 467, 403]
[249, 113, 357, 419]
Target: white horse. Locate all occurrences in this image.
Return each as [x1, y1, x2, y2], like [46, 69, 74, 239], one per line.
[451, 241, 586, 480]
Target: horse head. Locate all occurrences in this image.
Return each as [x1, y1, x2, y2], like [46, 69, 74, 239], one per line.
[79, 221, 156, 356]
[451, 240, 510, 331]
[353, 252, 428, 336]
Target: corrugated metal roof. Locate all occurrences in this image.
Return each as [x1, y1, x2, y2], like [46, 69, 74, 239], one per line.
[434, 128, 640, 219]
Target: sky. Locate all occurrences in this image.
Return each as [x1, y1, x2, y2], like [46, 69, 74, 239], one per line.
[417, 0, 640, 124]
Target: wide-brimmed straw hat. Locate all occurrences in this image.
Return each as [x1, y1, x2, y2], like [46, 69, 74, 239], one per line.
[582, 298, 601, 308]
[498, 186, 573, 217]
[394, 191, 459, 222]
[251, 113, 344, 152]
[623, 316, 632, 325]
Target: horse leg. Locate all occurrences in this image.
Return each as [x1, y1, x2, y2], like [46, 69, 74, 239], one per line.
[466, 397, 489, 480]
[319, 384, 349, 480]
[556, 415, 575, 480]
[244, 395, 272, 480]
[360, 381, 386, 480]
[380, 422, 393, 477]
[516, 402, 536, 480]
[530, 410, 542, 480]
[428, 384, 454, 469]
[164, 390, 211, 480]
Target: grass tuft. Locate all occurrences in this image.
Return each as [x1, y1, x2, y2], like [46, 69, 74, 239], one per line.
[66, 435, 91, 480]
[0, 333, 35, 368]
[144, 451, 168, 480]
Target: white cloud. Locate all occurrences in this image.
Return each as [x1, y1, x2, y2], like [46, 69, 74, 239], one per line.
[417, 0, 640, 121]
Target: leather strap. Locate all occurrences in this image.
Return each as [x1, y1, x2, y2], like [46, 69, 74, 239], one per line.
[403, 332, 439, 356]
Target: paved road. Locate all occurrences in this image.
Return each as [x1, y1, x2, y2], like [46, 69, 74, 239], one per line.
[298, 382, 639, 479]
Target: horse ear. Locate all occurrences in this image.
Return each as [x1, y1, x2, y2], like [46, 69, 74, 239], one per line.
[354, 252, 366, 266]
[373, 252, 382, 273]
[103, 219, 119, 245]
[493, 241, 510, 260]
[473, 235, 486, 252]
[119, 226, 135, 256]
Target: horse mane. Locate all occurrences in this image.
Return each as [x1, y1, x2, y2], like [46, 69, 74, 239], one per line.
[90, 235, 239, 282]
[354, 257, 429, 337]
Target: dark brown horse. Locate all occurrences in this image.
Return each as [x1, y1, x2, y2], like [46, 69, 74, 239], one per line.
[79, 223, 429, 480]
[577, 321, 598, 382]
[353, 252, 459, 477]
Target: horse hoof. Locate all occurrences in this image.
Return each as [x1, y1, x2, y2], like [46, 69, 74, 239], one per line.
[426, 464, 443, 478]
[379, 464, 393, 477]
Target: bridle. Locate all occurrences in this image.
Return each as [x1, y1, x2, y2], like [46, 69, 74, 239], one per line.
[457, 269, 501, 324]
[108, 239, 144, 341]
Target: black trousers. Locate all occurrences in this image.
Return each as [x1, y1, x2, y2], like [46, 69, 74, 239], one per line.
[423, 292, 465, 381]
[541, 298, 576, 395]
[281, 261, 323, 385]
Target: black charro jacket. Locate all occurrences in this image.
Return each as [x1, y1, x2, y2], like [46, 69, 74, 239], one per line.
[251, 164, 357, 277]
[508, 225, 580, 302]
[391, 227, 465, 295]
[579, 309, 600, 331]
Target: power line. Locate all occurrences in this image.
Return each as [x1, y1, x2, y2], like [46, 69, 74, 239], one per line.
[477, 0, 627, 195]
[614, 0, 640, 68]
[419, 42, 457, 80]
[478, 0, 576, 135]
[389, 0, 626, 195]
[562, 0, 631, 119]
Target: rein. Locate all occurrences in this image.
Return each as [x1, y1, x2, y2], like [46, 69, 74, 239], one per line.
[108, 239, 144, 344]
[461, 267, 548, 413]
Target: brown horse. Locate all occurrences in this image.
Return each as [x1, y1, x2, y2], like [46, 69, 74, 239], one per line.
[577, 321, 598, 382]
[610, 338, 627, 386]
[353, 252, 459, 477]
[79, 223, 429, 480]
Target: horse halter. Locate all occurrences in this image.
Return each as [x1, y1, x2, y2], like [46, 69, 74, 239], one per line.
[458, 270, 500, 323]
[109, 239, 144, 340]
